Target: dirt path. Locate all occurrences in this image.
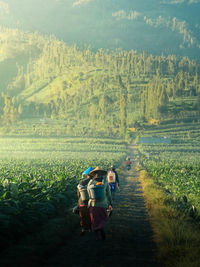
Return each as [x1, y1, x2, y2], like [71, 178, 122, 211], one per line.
[45, 146, 161, 267]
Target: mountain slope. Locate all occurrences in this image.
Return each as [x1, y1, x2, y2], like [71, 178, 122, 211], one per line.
[0, 0, 200, 59]
[0, 27, 200, 137]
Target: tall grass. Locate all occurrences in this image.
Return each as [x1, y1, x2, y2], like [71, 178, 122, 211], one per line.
[139, 170, 200, 267]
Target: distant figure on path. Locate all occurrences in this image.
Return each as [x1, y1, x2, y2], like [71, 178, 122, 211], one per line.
[87, 167, 113, 240]
[77, 166, 94, 235]
[107, 165, 119, 200]
[126, 157, 132, 170]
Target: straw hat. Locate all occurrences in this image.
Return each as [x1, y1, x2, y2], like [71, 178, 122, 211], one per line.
[89, 166, 107, 176]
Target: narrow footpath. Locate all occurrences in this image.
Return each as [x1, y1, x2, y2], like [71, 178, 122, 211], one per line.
[46, 146, 161, 267]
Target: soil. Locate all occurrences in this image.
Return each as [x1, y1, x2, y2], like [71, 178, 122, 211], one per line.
[45, 146, 161, 267]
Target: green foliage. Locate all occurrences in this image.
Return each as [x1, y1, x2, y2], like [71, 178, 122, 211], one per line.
[0, 27, 200, 137]
[0, 137, 126, 250]
[136, 120, 200, 222]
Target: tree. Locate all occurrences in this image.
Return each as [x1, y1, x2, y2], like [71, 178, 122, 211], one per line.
[193, 74, 199, 95]
[89, 103, 98, 129]
[117, 75, 127, 136]
[141, 90, 147, 117]
[159, 85, 169, 106]
[127, 83, 132, 103]
[18, 104, 23, 118]
[99, 95, 106, 122]
[158, 85, 169, 117]
[120, 94, 127, 136]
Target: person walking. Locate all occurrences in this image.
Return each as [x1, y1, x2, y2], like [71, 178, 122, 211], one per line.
[126, 157, 132, 170]
[107, 165, 119, 200]
[77, 166, 94, 236]
[87, 167, 113, 241]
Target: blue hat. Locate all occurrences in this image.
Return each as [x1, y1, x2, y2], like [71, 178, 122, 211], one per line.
[83, 166, 94, 175]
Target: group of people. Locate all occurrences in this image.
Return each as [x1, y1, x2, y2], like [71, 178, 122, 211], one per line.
[76, 165, 119, 241]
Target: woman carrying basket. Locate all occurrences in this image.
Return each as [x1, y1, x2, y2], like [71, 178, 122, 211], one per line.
[77, 166, 94, 235]
[87, 166, 113, 240]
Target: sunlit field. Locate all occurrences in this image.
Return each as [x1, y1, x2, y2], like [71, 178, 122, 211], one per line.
[138, 142, 200, 214]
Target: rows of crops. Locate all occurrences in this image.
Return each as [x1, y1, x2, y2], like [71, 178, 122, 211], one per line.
[138, 142, 200, 217]
[142, 121, 200, 142]
[0, 137, 127, 250]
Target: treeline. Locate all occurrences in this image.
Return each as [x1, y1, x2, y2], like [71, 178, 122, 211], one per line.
[141, 71, 200, 120]
[0, 27, 200, 136]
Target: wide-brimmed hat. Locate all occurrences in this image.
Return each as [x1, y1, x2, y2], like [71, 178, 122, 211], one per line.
[89, 166, 107, 176]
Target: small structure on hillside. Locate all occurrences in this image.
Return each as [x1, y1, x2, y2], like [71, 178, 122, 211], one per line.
[149, 119, 160, 125]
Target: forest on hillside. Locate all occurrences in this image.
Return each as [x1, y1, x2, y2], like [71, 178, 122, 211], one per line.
[0, 27, 200, 137]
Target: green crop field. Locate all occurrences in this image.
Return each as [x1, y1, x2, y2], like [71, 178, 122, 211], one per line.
[138, 135, 200, 218]
[0, 137, 127, 249]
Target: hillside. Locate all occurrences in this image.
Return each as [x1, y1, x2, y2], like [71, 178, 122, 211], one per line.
[0, 27, 200, 137]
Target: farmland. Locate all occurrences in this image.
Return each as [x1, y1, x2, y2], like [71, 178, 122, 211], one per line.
[135, 122, 200, 266]
[0, 137, 127, 250]
[137, 122, 200, 218]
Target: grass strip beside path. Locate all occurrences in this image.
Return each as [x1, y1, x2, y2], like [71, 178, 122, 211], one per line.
[139, 169, 200, 267]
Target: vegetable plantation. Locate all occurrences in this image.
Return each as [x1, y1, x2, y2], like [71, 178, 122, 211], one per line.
[138, 142, 200, 218]
[0, 137, 126, 250]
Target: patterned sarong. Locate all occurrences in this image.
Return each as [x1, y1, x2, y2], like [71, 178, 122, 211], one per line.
[89, 206, 107, 231]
